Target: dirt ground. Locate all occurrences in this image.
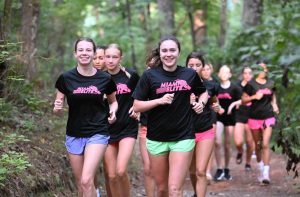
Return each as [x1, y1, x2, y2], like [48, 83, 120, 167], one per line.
[126, 143, 300, 197]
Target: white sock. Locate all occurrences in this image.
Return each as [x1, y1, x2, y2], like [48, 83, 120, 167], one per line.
[263, 165, 270, 179]
[258, 161, 264, 170]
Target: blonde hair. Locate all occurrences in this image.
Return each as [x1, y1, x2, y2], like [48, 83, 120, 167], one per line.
[106, 43, 131, 78]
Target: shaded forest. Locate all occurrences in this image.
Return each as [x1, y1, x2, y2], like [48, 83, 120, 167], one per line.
[0, 0, 299, 196]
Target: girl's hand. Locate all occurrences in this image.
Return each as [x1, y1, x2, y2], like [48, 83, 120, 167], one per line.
[190, 93, 196, 105]
[192, 102, 204, 114]
[129, 107, 140, 120]
[158, 93, 174, 105]
[108, 110, 117, 124]
[53, 99, 64, 115]
[254, 92, 263, 100]
[272, 104, 279, 114]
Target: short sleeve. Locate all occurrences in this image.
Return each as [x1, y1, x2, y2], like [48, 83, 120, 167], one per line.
[192, 74, 206, 95]
[235, 85, 243, 99]
[55, 74, 67, 94]
[104, 77, 117, 95]
[127, 71, 140, 90]
[244, 83, 254, 96]
[132, 72, 150, 101]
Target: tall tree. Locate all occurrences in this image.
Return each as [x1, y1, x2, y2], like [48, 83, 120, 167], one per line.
[21, 0, 40, 81]
[242, 0, 263, 29]
[218, 0, 227, 47]
[0, 0, 13, 97]
[125, 0, 137, 69]
[157, 0, 174, 37]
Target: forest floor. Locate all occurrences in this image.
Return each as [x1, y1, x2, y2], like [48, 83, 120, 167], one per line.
[1, 124, 299, 197]
[127, 140, 300, 197]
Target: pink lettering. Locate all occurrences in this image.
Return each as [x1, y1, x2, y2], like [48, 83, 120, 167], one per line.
[257, 88, 272, 95]
[156, 79, 191, 94]
[217, 93, 232, 100]
[117, 83, 131, 94]
[73, 85, 101, 94]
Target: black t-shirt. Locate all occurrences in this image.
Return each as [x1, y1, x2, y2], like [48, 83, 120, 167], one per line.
[132, 66, 206, 141]
[235, 81, 251, 116]
[217, 82, 240, 118]
[55, 68, 117, 137]
[140, 112, 148, 126]
[108, 68, 140, 142]
[244, 79, 275, 119]
[193, 79, 218, 132]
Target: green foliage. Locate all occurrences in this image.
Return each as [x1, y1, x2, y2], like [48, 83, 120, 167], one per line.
[0, 133, 31, 187]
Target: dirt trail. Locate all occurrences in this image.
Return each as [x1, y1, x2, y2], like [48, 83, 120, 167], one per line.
[129, 145, 299, 197]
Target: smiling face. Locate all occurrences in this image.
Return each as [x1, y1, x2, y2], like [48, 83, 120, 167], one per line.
[74, 40, 95, 66]
[159, 40, 180, 69]
[93, 48, 105, 70]
[218, 65, 231, 82]
[105, 47, 122, 73]
[187, 58, 203, 74]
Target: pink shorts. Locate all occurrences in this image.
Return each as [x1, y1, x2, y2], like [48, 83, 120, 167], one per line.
[248, 117, 276, 130]
[139, 126, 147, 138]
[195, 128, 215, 143]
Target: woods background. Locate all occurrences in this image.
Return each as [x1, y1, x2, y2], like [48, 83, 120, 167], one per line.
[0, 0, 299, 195]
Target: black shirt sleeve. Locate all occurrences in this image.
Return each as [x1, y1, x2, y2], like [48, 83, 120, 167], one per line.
[132, 72, 150, 101]
[104, 78, 117, 95]
[55, 74, 67, 94]
[127, 71, 140, 90]
[244, 83, 254, 96]
[192, 74, 206, 96]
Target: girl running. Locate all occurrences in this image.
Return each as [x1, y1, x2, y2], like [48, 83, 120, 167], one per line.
[103, 43, 140, 197]
[138, 59, 155, 197]
[133, 36, 207, 197]
[214, 65, 240, 181]
[186, 52, 221, 197]
[228, 66, 255, 170]
[53, 37, 118, 197]
[242, 61, 279, 184]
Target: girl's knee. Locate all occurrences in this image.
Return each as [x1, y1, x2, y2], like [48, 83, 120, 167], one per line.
[144, 167, 152, 177]
[116, 169, 127, 178]
[196, 169, 206, 178]
[169, 184, 182, 196]
[81, 176, 94, 190]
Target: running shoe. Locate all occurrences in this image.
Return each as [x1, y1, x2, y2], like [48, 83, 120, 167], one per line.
[223, 168, 232, 180]
[245, 164, 251, 171]
[262, 167, 270, 185]
[236, 152, 243, 164]
[214, 169, 224, 181]
[96, 188, 101, 197]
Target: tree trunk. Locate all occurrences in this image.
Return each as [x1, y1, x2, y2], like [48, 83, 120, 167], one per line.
[125, 0, 137, 70]
[218, 0, 227, 47]
[157, 0, 175, 37]
[0, 0, 13, 97]
[21, 0, 40, 81]
[193, 10, 206, 48]
[242, 0, 263, 29]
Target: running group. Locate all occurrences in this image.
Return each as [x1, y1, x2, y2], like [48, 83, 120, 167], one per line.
[53, 36, 279, 197]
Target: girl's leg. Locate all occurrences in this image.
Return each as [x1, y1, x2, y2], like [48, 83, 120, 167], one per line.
[251, 130, 262, 163]
[215, 122, 224, 168]
[116, 138, 136, 197]
[149, 154, 169, 197]
[234, 123, 245, 164]
[104, 144, 120, 197]
[103, 164, 112, 197]
[261, 126, 273, 183]
[81, 144, 107, 197]
[169, 151, 194, 197]
[224, 126, 234, 168]
[214, 121, 224, 180]
[195, 138, 214, 197]
[68, 154, 84, 197]
[139, 136, 155, 197]
[245, 124, 254, 166]
[189, 151, 197, 194]
[262, 127, 272, 165]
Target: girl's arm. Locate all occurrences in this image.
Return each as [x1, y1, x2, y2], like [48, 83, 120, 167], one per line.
[192, 90, 208, 114]
[53, 90, 65, 116]
[107, 92, 118, 124]
[133, 93, 174, 113]
[271, 94, 279, 114]
[227, 99, 242, 115]
[242, 92, 263, 104]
